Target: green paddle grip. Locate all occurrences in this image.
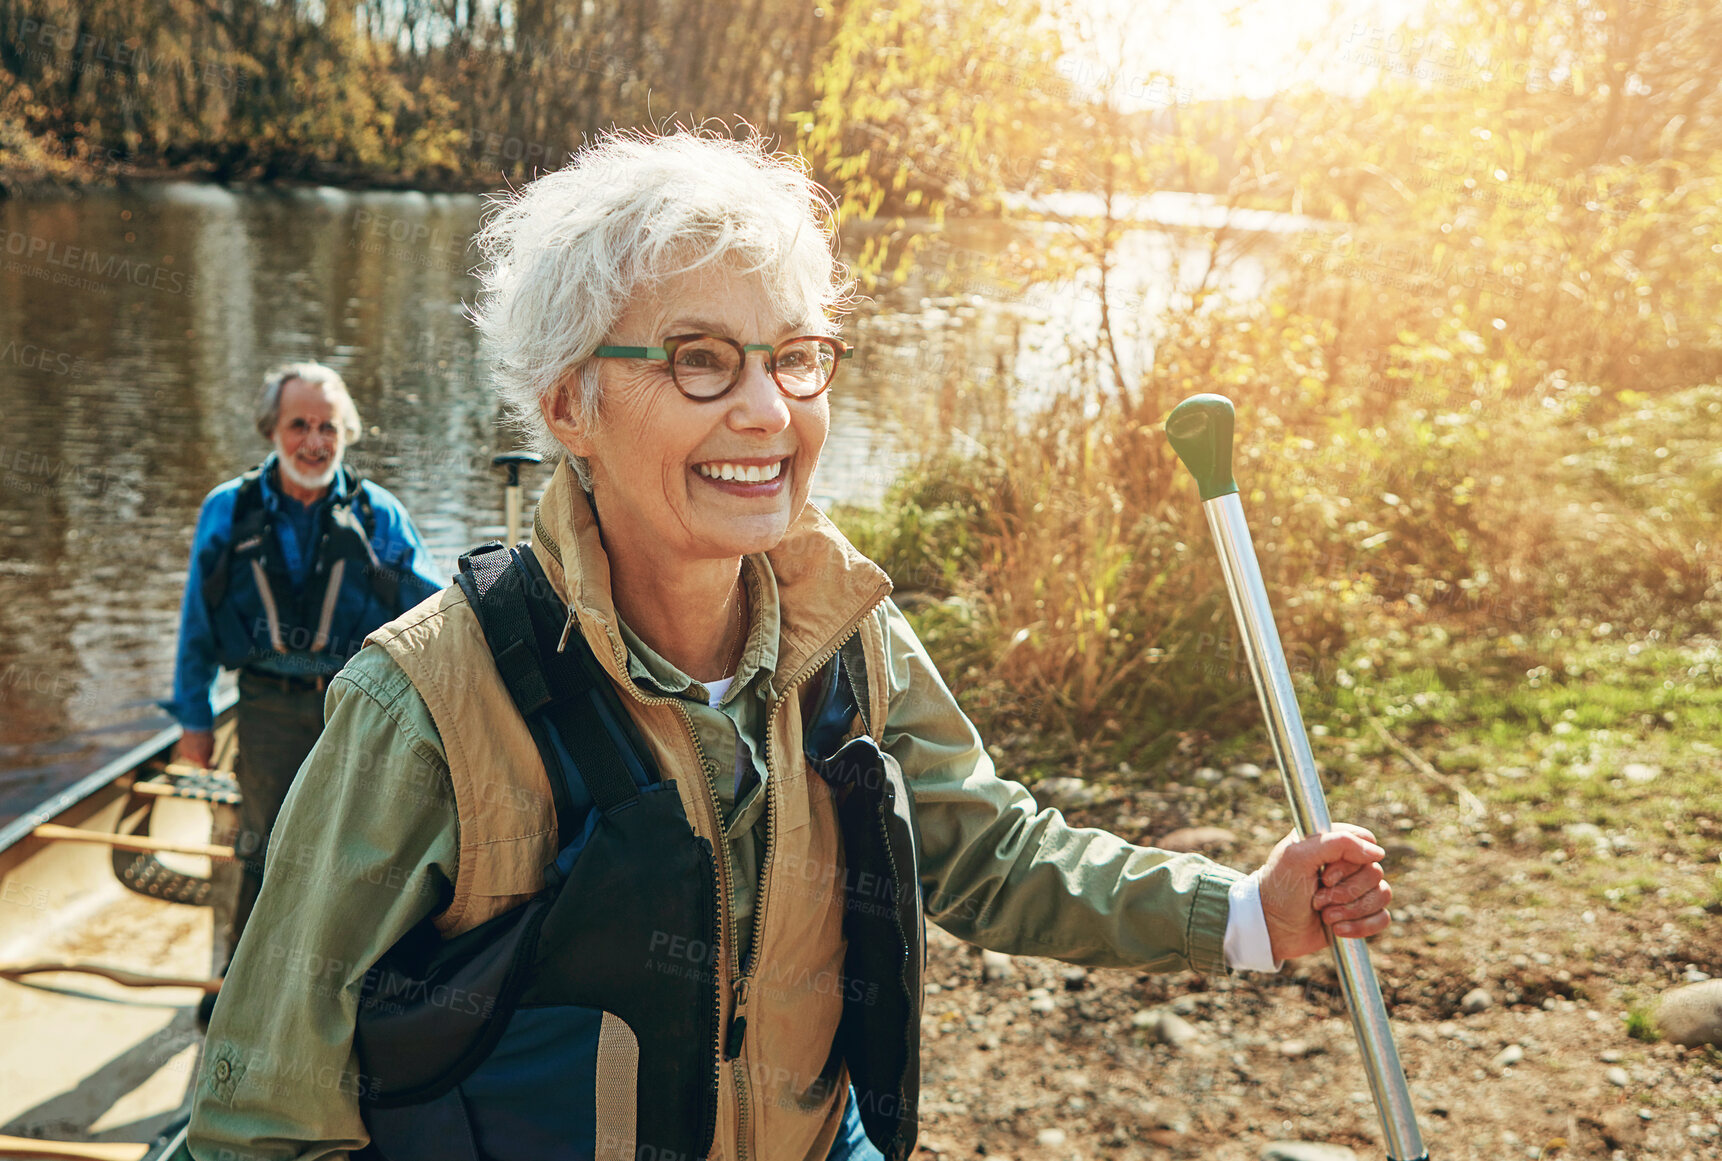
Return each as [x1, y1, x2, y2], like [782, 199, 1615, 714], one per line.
[1165, 394, 1239, 501]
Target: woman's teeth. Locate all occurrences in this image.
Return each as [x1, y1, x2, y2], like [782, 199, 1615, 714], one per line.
[696, 460, 783, 483]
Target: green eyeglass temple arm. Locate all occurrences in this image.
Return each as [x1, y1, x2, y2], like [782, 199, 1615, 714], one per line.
[592, 343, 855, 360]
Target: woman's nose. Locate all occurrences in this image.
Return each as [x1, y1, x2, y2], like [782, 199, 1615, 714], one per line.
[728, 355, 791, 430]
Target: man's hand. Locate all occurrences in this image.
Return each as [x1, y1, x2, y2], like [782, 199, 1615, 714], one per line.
[175, 729, 215, 768]
[1253, 824, 1392, 962]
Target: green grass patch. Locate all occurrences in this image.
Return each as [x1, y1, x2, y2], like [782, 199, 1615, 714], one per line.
[1625, 1004, 1663, 1043]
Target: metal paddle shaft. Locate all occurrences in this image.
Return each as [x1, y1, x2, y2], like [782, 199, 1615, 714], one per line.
[1166, 394, 1428, 1161]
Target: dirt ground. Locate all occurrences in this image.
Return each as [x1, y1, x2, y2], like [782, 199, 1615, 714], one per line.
[909, 773, 1722, 1161]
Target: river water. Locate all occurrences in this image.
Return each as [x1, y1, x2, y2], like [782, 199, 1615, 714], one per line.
[0, 181, 1289, 823]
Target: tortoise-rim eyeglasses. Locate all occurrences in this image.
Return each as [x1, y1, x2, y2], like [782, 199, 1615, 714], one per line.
[592, 333, 854, 400]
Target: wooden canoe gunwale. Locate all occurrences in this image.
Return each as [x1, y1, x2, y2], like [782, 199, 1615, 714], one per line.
[0, 688, 238, 870]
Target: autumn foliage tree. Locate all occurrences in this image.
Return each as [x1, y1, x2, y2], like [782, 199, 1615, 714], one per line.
[0, 0, 839, 190]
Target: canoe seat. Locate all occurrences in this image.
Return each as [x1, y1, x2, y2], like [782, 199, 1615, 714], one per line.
[31, 823, 235, 860]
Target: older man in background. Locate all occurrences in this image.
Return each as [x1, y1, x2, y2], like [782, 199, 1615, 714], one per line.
[165, 362, 442, 942]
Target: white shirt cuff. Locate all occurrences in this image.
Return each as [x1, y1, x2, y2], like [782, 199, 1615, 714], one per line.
[1223, 873, 1283, 973]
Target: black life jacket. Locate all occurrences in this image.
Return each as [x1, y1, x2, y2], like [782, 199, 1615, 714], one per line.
[199, 462, 399, 668]
[353, 542, 923, 1161]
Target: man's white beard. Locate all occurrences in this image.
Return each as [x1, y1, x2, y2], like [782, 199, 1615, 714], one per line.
[275, 436, 342, 493]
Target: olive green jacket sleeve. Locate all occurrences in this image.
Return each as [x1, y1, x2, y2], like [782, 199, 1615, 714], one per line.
[182, 649, 459, 1161]
[876, 601, 1242, 975]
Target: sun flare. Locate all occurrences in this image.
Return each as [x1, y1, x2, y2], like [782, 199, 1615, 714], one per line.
[1064, 0, 1425, 103]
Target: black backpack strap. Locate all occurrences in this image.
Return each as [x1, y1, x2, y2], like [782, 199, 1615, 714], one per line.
[456, 543, 648, 834]
[199, 466, 268, 612]
[344, 466, 373, 532]
[458, 544, 552, 714]
[516, 545, 659, 780]
[513, 547, 654, 818]
[458, 543, 575, 839]
[339, 472, 403, 612]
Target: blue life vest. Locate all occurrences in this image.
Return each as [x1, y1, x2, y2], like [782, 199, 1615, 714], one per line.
[198, 463, 402, 671]
[354, 543, 924, 1161]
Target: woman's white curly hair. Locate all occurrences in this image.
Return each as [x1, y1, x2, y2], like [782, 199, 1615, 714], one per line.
[469, 128, 854, 489]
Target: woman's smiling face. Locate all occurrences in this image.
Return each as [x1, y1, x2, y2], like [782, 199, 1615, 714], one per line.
[551, 265, 832, 569]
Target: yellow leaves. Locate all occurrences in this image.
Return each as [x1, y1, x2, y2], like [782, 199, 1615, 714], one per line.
[891, 244, 919, 285]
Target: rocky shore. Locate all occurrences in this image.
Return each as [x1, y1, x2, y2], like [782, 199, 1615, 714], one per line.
[911, 769, 1722, 1160]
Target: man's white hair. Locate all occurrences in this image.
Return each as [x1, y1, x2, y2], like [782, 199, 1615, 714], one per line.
[254, 361, 362, 443]
[469, 128, 853, 489]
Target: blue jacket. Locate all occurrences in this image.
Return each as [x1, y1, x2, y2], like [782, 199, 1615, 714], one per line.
[166, 455, 443, 730]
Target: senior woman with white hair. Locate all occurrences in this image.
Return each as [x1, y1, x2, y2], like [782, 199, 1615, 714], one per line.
[181, 131, 1394, 1161]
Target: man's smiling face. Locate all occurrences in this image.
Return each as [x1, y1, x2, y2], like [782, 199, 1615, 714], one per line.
[272, 377, 347, 498]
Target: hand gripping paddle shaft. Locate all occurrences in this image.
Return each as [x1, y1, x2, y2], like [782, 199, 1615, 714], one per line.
[1166, 394, 1428, 1161]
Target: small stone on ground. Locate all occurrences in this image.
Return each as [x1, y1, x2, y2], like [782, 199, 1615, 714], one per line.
[1653, 979, 1722, 1046]
[1156, 1011, 1199, 1048]
[1260, 1143, 1359, 1161]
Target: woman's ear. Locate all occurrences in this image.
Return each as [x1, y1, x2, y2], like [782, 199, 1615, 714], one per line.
[541, 371, 595, 459]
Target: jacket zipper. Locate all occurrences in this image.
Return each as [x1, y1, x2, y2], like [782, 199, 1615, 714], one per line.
[874, 766, 916, 1150]
[734, 595, 888, 1159]
[679, 698, 732, 1156]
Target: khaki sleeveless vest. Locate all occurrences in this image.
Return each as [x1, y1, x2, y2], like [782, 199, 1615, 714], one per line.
[365, 461, 894, 1161]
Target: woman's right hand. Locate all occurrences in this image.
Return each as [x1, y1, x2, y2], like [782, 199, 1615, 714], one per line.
[1253, 824, 1392, 962]
[176, 729, 215, 768]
